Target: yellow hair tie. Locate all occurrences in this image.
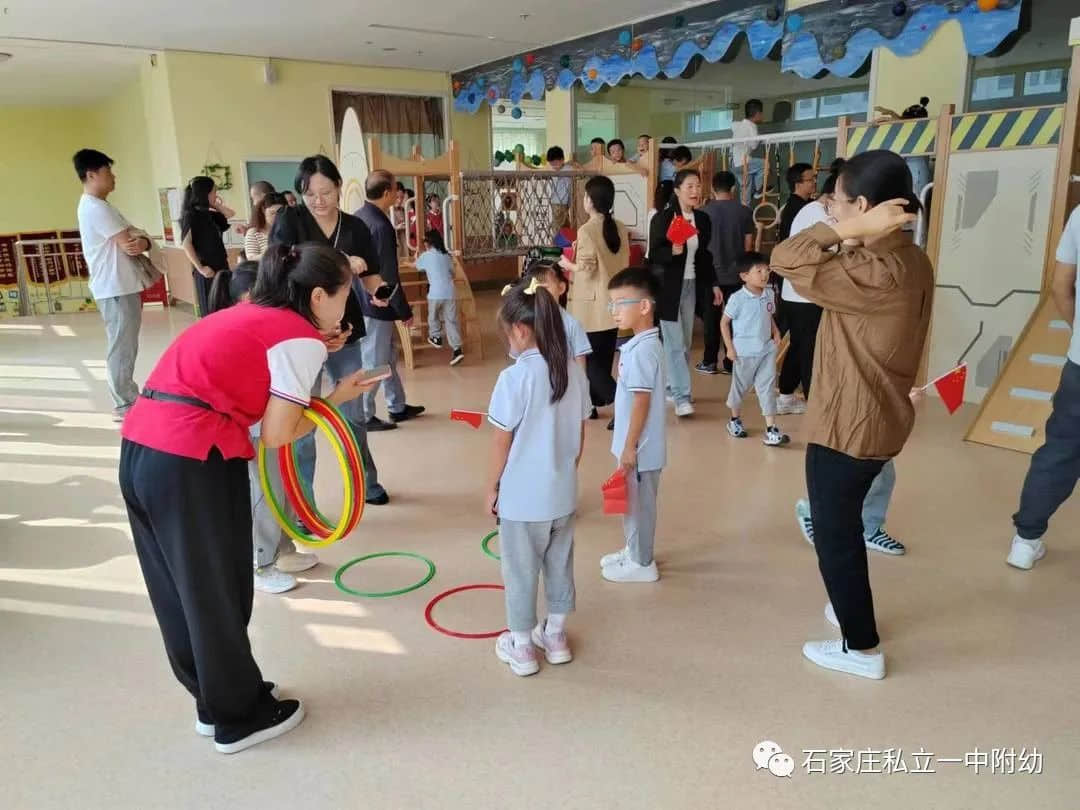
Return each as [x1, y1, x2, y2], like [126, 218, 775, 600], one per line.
[524, 277, 541, 296]
[501, 283, 514, 296]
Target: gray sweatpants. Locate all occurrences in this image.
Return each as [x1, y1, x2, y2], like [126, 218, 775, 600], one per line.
[247, 435, 297, 568]
[726, 347, 778, 416]
[624, 469, 661, 566]
[360, 316, 407, 420]
[499, 513, 576, 632]
[96, 292, 142, 409]
[428, 298, 462, 350]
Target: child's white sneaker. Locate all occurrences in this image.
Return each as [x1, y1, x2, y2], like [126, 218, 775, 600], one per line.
[802, 639, 885, 680]
[824, 602, 840, 629]
[1006, 535, 1046, 570]
[777, 394, 807, 415]
[274, 550, 319, 573]
[763, 426, 790, 446]
[531, 622, 572, 664]
[254, 567, 297, 594]
[726, 417, 748, 438]
[602, 556, 659, 583]
[600, 546, 629, 568]
[795, 498, 814, 546]
[495, 632, 539, 676]
[674, 401, 695, 417]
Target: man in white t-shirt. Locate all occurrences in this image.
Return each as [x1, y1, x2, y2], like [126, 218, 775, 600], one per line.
[74, 149, 150, 421]
[1006, 203, 1080, 571]
[731, 99, 765, 205]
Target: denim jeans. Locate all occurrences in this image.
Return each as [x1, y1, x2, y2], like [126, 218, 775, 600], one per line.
[741, 157, 764, 205]
[360, 317, 407, 420]
[660, 278, 695, 405]
[295, 343, 385, 501]
[1013, 360, 1080, 540]
[862, 459, 896, 539]
[96, 293, 142, 409]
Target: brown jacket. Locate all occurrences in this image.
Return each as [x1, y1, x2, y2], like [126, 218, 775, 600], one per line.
[771, 223, 934, 460]
[568, 214, 630, 333]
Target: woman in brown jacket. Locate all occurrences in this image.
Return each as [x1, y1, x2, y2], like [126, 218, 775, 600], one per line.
[771, 150, 933, 682]
[561, 175, 630, 413]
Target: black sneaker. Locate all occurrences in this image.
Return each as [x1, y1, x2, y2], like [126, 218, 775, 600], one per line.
[214, 697, 305, 754]
[365, 491, 390, 506]
[365, 416, 397, 432]
[589, 407, 599, 420]
[389, 404, 426, 423]
[196, 682, 278, 737]
[606, 418, 614, 431]
[694, 362, 719, 375]
[450, 349, 464, 366]
[427, 335, 444, 348]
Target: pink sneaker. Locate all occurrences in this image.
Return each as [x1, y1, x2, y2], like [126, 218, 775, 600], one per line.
[531, 623, 573, 664]
[495, 632, 539, 676]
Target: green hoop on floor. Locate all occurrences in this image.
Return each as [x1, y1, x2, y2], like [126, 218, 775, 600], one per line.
[481, 530, 500, 561]
[334, 552, 437, 598]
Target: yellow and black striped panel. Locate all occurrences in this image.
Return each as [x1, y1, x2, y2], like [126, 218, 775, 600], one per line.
[845, 119, 935, 158]
[950, 106, 1063, 152]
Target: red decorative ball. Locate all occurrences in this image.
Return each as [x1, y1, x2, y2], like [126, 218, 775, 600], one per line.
[452, 81, 461, 93]
[631, 37, 644, 53]
[525, 53, 535, 66]
[487, 87, 497, 99]
[976, 0, 998, 10]
[587, 68, 598, 80]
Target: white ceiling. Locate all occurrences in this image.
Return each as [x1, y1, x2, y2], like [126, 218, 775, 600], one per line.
[0, 39, 147, 104]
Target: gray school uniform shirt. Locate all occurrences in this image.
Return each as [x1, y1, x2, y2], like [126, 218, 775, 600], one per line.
[488, 348, 592, 522]
[611, 328, 666, 472]
[724, 286, 777, 357]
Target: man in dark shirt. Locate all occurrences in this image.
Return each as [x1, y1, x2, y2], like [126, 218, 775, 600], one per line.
[355, 170, 425, 430]
[698, 170, 755, 374]
[778, 162, 816, 241]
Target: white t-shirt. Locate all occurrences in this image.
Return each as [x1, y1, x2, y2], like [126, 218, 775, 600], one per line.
[612, 328, 666, 472]
[561, 308, 593, 359]
[731, 118, 760, 168]
[1056, 206, 1080, 365]
[724, 286, 777, 357]
[782, 200, 834, 304]
[487, 348, 592, 522]
[76, 193, 145, 299]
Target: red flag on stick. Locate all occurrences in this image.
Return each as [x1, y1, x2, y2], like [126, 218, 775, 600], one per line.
[925, 364, 967, 414]
[450, 409, 484, 429]
[666, 216, 698, 246]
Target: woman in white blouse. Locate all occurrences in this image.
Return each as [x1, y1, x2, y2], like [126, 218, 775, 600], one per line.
[243, 192, 286, 261]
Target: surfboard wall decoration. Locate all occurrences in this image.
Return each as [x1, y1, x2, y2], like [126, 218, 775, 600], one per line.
[339, 107, 369, 214]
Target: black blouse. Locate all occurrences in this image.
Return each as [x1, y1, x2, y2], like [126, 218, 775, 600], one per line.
[180, 208, 229, 272]
[269, 205, 379, 344]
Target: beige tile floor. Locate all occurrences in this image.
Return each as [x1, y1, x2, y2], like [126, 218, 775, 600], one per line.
[0, 298, 1077, 809]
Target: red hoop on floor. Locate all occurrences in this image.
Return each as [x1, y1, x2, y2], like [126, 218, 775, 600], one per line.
[424, 584, 506, 639]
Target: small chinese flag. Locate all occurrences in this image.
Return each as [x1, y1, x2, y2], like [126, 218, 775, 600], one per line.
[666, 215, 698, 246]
[601, 469, 628, 515]
[449, 409, 484, 429]
[932, 364, 967, 414]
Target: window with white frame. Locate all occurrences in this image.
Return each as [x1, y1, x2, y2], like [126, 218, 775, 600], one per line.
[1023, 68, 1064, 96]
[491, 99, 546, 162]
[971, 74, 1016, 102]
[687, 107, 734, 134]
[794, 97, 819, 121]
[575, 102, 618, 148]
[818, 91, 869, 118]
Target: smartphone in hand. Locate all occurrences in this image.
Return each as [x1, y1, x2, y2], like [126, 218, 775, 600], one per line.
[358, 364, 392, 383]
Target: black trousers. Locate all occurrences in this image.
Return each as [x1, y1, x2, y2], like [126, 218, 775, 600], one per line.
[585, 328, 618, 407]
[714, 283, 742, 371]
[192, 270, 213, 318]
[806, 443, 885, 651]
[778, 300, 822, 397]
[119, 439, 265, 732]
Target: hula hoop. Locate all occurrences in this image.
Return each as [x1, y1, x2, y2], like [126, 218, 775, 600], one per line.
[334, 552, 436, 598]
[257, 399, 364, 548]
[424, 584, 506, 639]
[480, 530, 500, 561]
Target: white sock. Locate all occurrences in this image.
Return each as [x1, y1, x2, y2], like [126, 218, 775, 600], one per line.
[546, 614, 567, 634]
[511, 630, 531, 648]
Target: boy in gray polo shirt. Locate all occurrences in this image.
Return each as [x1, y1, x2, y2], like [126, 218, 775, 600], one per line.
[721, 253, 790, 446]
[601, 267, 666, 583]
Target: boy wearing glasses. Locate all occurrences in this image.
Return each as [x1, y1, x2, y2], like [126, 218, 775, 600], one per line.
[601, 267, 666, 583]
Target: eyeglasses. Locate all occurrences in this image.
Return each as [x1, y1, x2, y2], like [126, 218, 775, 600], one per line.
[607, 298, 651, 314]
[302, 190, 339, 204]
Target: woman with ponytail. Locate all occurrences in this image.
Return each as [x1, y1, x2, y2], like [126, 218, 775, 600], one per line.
[207, 261, 259, 315]
[180, 175, 235, 318]
[772, 149, 932, 682]
[485, 277, 592, 677]
[119, 242, 385, 753]
[560, 175, 630, 416]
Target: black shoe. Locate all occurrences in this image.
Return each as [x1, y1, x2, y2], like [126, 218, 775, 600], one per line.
[427, 335, 443, 348]
[606, 418, 615, 431]
[214, 698, 305, 754]
[389, 404, 426, 423]
[450, 349, 464, 366]
[694, 362, 719, 375]
[365, 416, 397, 432]
[365, 491, 390, 506]
[589, 407, 599, 420]
[196, 681, 278, 737]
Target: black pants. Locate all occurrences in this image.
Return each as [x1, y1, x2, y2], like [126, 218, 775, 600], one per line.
[585, 328, 618, 407]
[714, 283, 742, 371]
[778, 300, 822, 397]
[806, 443, 885, 651]
[1014, 360, 1080, 539]
[119, 440, 265, 732]
[192, 270, 213, 318]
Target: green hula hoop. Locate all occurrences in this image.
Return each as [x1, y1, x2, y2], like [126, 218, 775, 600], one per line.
[334, 552, 437, 598]
[481, 530, 500, 561]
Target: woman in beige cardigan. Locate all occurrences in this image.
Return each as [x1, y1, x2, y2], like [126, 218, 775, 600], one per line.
[560, 175, 630, 416]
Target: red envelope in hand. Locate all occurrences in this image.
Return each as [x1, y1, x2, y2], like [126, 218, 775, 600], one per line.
[666, 216, 698, 246]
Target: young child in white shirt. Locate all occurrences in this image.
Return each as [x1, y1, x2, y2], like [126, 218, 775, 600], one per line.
[601, 267, 667, 583]
[721, 252, 790, 446]
[522, 260, 592, 372]
[417, 229, 464, 366]
[486, 276, 592, 677]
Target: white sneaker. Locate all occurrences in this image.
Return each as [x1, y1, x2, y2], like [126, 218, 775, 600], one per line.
[824, 602, 839, 629]
[763, 426, 790, 446]
[602, 556, 659, 583]
[274, 551, 319, 573]
[1006, 535, 1046, 570]
[795, 499, 814, 546]
[777, 394, 807, 415]
[802, 639, 885, 680]
[600, 546, 629, 568]
[531, 622, 573, 665]
[674, 401, 695, 418]
[254, 567, 297, 594]
[495, 632, 540, 676]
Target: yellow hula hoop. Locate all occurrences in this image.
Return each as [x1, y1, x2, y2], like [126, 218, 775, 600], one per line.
[258, 408, 355, 548]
